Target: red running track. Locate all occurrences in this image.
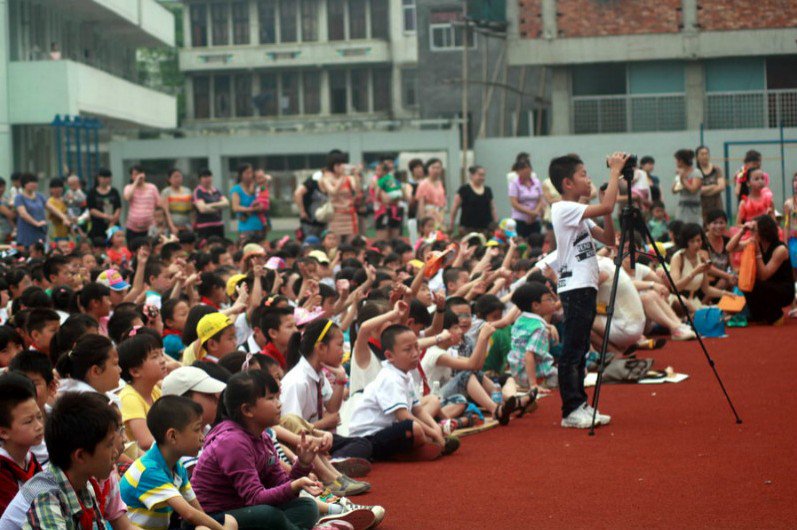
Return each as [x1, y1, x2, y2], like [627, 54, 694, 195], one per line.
[358, 321, 797, 529]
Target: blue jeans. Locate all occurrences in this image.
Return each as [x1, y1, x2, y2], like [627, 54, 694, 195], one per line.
[558, 287, 597, 418]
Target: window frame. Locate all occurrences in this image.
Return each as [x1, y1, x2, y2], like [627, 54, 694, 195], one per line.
[402, 0, 416, 33]
[429, 22, 476, 51]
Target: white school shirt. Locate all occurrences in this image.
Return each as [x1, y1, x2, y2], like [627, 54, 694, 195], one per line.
[348, 361, 420, 437]
[420, 345, 453, 389]
[550, 202, 598, 293]
[279, 356, 333, 423]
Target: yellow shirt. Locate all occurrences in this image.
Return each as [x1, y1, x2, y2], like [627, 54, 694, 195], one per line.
[47, 196, 69, 239]
[119, 384, 162, 443]
[180, 341, 201, 366]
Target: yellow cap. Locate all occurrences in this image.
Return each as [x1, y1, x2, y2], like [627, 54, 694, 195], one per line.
[308, 250, 330, 264]
[226, 273, 247, 297]
[197, 313, 232, 345]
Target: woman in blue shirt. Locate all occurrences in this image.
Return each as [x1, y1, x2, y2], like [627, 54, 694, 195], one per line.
[14, 173, 48, 248]
[230, 163, 264, 238]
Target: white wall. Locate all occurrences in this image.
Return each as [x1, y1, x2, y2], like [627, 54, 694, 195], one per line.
[475, 127, 797, 221]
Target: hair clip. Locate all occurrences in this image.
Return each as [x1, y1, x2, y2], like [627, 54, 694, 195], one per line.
[129, 325, 142, 337]
[241, 351, 254, 371]
[67, 349, 74, 358]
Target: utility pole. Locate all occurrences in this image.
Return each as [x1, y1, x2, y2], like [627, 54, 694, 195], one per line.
[460, 1, 469, 186]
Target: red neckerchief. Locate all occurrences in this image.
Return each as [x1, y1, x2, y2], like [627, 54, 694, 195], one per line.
[89, 477, 109, 519]
[0, 452, 41, 483]
[162, 328, 181, 337]
[368, 337, 384, 360]
[417, 347, 430, 396]
[200, 297, 219, 309]
[262, 342, 287, 370]
[76, 481, 99, 530]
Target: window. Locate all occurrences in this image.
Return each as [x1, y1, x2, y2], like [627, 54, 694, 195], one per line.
[214, 75, 231, 118]
[402, 0, 416, 32]
[330, 70, 348, 113]
[349, 0, 367, 39]
[232, 2, 250, 45]
[328, 0, 345, 41]
[351, 68, 369, 112]
[401, 68, 418, 108]
[300, 0, 318, 41]
[373, 68, 391, 112]
[211, 3, 229, 46]
[194, 76, 210, 118]
[281, 72, 300, 115]
[258, 0, 277, 44]
[303, 71, 321, 114]
[190, 4, 208, 47]
[430, 23, 475, 50]
[257, 74, 278, 116]
[280, 0, 298, 42]
[370, 0, 389, 38]
[235, 74, 253, 117]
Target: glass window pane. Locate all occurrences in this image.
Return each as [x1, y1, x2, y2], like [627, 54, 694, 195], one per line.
[258, 0, 277, 44]
[301, 0, 318, 41]
[232, 2, 250, 45]
[211, 3, 229, 46]
[281, 72, 299, 115]
[327, 0, 345, 41]
[257, 74, 278, 116]
[373, 68, 391, 112]
[370, 0, 389, 38]
[194, 76, 210, 118]
[214, 75, 232, 118]
[235, 74, 253, 117]
[349, 0, 367, 39]
[351, 68, 369, 112]
[303, 71, 321, 114]
[330, 70, 347, 114]
[431, 27, 445, 48]
[402, 0, 416, 32]
[401, 68, 417, 108]
[191, 4, 208, 47]
[280, 0, 298, 42]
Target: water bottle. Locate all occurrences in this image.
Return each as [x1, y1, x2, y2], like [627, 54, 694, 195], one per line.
[431, 381, 441, 397]
[491, 391, 503, 404]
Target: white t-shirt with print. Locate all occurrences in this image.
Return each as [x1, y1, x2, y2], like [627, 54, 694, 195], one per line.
[551, 201, 598, 293]
[420, 345, 454, 389]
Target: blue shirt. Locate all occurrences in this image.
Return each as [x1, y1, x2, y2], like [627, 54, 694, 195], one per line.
[230, 184, 264, 233]
[120, 443, 196, 530]
[14, 192, 47, 247]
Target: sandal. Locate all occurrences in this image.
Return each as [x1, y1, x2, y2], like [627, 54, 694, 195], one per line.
[496, 395, 518, 426]
[515, 388, 539, 418]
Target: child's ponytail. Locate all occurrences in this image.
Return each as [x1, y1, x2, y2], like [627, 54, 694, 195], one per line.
[55, 334, 113, 381]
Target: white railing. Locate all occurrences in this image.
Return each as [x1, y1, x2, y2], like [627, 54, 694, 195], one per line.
[572, 93, 686, 134]
[705, 89, 797, 130]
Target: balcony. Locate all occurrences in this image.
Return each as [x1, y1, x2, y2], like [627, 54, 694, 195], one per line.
[8, 60, 177, 129]
[38, 0, 174, 47]
[572, 93, 686, 134]
[180, 40, 392, 72]
[706, 89, 797, 130]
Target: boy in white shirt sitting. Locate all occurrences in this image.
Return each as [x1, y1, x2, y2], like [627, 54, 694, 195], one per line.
[348, 325, 459, 460]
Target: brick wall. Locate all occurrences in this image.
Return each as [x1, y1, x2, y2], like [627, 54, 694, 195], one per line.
[698, 0, 797, 31]
[517, 0, 543, 39]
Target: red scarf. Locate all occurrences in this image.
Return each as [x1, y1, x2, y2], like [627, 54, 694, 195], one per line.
[0, 452, 41, 510]
[200, 296, 219, 309]
[162, 328, 181, 337]
[417, 348, 431, 396]
[262, 342, 287, 370]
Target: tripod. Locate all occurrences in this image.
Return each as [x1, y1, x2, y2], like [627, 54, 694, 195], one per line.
[588, 181, 743, 436]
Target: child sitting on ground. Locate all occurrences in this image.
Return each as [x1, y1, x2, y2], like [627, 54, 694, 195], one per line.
[509, 282, 559, 393]
[162, 298, 190, 361]
[0, 373, 43, 513]
[8, 351, 57, 465]
[348, 325, 458, 461]
[25, 308, 60, 357]
[55, 334, 121, 398]
[647, 201, 669, 242]
[118, 329, 167, 452]
[120, 395, 237, 530]
[107, 226, 133, 268]
[182, 312, 239, 366]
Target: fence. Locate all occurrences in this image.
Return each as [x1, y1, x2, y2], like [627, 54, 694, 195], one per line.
[705, 89, 797, 130]
[572, 94, 686, 134]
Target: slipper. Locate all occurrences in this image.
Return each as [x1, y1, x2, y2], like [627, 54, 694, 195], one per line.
[515, 388, 539, 419]
[637, 338, 667, 350]
[496, 395, 518, 426]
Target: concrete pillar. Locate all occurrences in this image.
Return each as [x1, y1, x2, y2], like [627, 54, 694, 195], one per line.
[681, 0, 698, 33]
[550, 66, 571, 136]
[684, 61, 705, 130]
[320, 69, 330, 116]
[505, 0, 520, 39]
[318, 0, 329, 42]
[0, 0, 12, 179]
[182, 2, 192, 47]
[541, 0, 558, 39]
[249, 0, 259, 45]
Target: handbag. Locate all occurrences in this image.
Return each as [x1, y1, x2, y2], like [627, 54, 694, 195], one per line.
[737, 243, 757, 292]
[314, 201, 334, 223]
[788, 237, 797, 267]
[693, 307, 726, 338]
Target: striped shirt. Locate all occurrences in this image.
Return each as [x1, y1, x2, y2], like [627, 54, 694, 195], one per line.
[124, 183, 160, 232]
[120, 443, 196, 530]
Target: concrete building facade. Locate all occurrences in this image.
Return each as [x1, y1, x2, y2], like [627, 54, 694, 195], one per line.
[0, 0, 178, 179]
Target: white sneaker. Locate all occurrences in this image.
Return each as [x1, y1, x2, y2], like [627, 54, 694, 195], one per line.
[338, 497, 385, 528]
[672, 324, 696, 341]
[561, 405, 594, 429]
[582, 403, 611, 426]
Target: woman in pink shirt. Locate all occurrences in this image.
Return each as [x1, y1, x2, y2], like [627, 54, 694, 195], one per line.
[415, 158, 447, 228]
[123, 165, 160, 244]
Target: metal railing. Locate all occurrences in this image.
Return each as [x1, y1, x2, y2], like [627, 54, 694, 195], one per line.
[705, 89, 797, 129]
[572, 93, 686, 134]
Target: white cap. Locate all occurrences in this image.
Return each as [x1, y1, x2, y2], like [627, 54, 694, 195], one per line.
[161, 367, 226, 397]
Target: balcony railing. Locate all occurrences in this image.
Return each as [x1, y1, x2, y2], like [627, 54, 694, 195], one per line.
[705, 89, 797, 130]
[572, 93, 686, 135]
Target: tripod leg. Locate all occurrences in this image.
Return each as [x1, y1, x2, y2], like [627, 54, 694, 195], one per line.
[640, 223, 742, 424]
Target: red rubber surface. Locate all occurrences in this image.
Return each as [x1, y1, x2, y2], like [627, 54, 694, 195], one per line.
[358, 321, 797, 529]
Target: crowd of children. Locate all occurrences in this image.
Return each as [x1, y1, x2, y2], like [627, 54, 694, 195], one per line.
[0, 147, 795, 529]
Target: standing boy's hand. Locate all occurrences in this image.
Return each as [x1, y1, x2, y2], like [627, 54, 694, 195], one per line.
[607, 152, 629, 177]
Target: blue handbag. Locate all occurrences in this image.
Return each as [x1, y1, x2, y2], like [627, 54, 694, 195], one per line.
[693, 307, 726, 338]
[789, 238, 797, 267]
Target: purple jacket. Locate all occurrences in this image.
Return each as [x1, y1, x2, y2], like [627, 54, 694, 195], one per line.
[191, 420, 312, 513]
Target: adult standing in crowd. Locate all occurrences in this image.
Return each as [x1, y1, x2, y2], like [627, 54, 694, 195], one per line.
[192, 168, 228, 240]
[0, 178, 16, 243]
[123, 165, 159, 244]
[415, 158, 447, 229]
[508, 159, 544, 238]
[734, 150, 762, 203]
[230, 163, 264, 240]
[450, 165, 496, 234]
[160, 168, 193, 233]
[294, 171, 327, 240]
[320, 151, 359, 239]
[672, 149, 703, 225]
[696, 146, 726, 223]
[14, 173, 47, 249]
[506, 152, 531, 184]
[406, 158, 426, 221]
[87, 168, 121, 242]
[727, 215, 794, 324]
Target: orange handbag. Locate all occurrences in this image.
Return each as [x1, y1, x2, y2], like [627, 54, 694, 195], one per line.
[737, 244, 757, 292]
